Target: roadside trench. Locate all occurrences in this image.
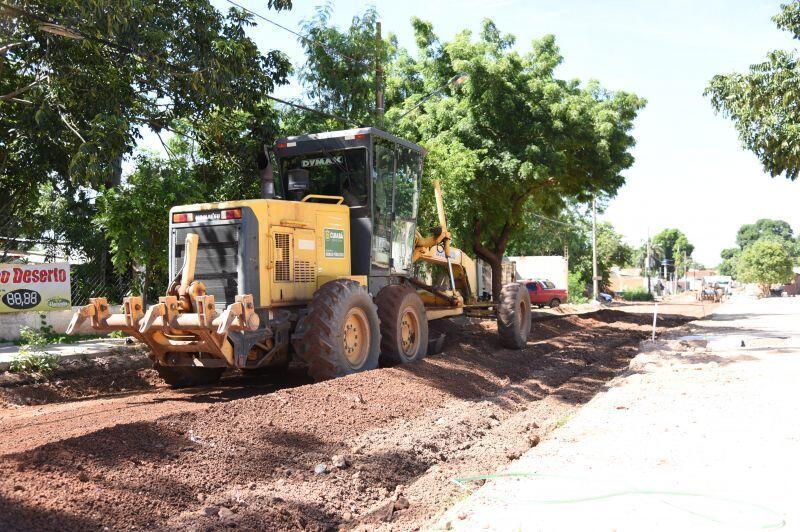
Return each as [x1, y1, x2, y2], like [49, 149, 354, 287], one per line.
[0, 309, 693, 531]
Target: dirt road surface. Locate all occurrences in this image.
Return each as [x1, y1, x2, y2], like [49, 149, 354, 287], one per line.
[441, 295, 797, 531]
[0, 303, 710, 531]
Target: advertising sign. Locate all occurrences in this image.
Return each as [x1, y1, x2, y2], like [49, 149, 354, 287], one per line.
[0, 263, 71, 313]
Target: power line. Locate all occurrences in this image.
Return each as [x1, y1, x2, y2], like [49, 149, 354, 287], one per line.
[223, 0, 358, 63]
[3, 2, 357, 125]
[264, 94, 358, 126]
[529, 212, 577, 227]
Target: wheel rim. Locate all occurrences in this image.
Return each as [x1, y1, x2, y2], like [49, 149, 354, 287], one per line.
[520, 297, 531, 336]
[343, 307, 370, 367]
[400, 308, 420, 357]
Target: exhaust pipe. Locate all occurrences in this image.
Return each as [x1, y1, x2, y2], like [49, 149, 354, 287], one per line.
[258, 144, 275, 199]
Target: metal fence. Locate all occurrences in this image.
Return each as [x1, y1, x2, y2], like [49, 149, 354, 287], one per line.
[70, 265, 136, 306]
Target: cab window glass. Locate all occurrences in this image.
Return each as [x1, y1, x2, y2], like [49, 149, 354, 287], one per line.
[372, 140, 394, 268]
[394, 147, 420, 220]
[280, 148, 367, 206]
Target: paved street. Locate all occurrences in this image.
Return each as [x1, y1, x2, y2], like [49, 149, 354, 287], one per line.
[440, 295, 800, 531]
[0, 338, 132, 370]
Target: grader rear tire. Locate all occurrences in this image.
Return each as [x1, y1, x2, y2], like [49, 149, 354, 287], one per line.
[375, 284, 428, 364]
[497, 283, 531, 349]
[154, 363, 224, 388]
[297, 279, 381, 382]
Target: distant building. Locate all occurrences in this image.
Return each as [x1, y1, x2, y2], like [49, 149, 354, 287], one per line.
[0, 238, 83, 265]
[781, 267, 800, 296]
[608, 267, 647, 293]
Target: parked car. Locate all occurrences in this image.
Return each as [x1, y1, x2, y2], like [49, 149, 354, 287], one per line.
[523, 279, 568, 308]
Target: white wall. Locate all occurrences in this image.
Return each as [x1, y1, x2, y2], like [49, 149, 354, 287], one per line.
[508, 256, 569, 289]
[0, 305, 121, 341]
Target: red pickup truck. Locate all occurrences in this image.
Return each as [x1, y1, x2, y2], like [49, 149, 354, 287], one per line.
[523, 279, 568, 308]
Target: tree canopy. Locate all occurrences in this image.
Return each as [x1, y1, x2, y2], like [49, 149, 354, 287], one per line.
[736, 239, 794, 293]
[736, 218, 795, 249]
[1, 0, 292, 257]
[705, 2, 800, 179]
[651, 228, 694, 262]
[388, 20, 645, 297]
[719, 218, 798, 278]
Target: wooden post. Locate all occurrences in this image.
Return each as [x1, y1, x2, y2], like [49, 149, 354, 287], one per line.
[592, 195, 598, 301]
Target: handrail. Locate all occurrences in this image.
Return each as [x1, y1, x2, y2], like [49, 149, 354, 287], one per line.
[300, 194, 344, 205]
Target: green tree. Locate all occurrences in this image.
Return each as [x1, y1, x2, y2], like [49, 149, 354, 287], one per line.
[392, 21, 645, 299]
[736, 219, 795, 249]
[1, 0, 291, 257]
[652, 228, 694, 264]
[507, 202, 591, 265]
[718, 247, 739, 277]
[94, 153, 205, 302]
[705, 2, 800, 179]
[736, 239, 793, 294]
[295, 5, 391, 127]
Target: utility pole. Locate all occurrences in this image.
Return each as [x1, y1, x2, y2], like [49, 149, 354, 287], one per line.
[375, 21, 384, 126]
[646, 229, 651, 294]
[592, 195, 598, 301]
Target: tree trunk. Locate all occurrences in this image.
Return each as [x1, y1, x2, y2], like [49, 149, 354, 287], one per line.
[473, 218, 512, 303]
[142, 264, 149, 307]
[489, 256, 503, 304]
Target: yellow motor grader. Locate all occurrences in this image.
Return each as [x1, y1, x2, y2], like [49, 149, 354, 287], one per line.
[68, 128, 530, 386]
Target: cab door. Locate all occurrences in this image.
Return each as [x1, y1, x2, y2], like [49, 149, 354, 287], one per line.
[391, 146, 421, 274]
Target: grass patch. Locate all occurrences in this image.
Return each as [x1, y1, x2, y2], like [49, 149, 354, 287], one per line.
[10, 349, 60, 377]
[619, 288, 654, 302]
[9, 327, 60, 378]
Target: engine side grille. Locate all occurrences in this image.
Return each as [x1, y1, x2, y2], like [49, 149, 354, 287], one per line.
[294, 260, 315, 283]
[275, 233, 291, 282]
[174, 224, 239, 306]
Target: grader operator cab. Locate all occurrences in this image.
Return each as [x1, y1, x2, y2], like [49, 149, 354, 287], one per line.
[68, 128, 531, 386]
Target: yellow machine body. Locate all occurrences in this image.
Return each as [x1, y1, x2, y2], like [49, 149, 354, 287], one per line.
[68, 194, 368, 371]
[170, 196, 365, 309]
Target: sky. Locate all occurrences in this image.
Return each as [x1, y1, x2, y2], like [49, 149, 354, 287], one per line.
[145, 0, 800, 266]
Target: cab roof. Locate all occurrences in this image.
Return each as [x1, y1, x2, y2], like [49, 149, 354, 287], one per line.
[275, 127, 427, 155]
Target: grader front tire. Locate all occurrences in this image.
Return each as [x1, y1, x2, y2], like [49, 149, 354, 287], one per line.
[376, 284, 428, 365]
[297, 279, 381, 382]
[497, 283, 532, 349]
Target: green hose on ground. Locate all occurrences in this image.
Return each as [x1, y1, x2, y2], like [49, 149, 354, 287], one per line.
[451, 472, 785, 529]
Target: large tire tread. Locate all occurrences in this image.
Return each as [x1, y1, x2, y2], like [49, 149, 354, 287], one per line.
[295, 279, 381, 382]
[497, 282, 532, 349]
[375, 284, 429, 364]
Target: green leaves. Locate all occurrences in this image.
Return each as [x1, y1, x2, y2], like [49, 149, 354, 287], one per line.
[736, 239, 794, 290]
[706, 2, 800, 179]
[721, 218, 800, 279]
[651, 228, 694, 262]
[2, 0, 291, 196]
[387, 19, 643, 273]
[736, 218, 795, 249]
[94, 153, 205, 293]
[297, 5, 384, 125]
